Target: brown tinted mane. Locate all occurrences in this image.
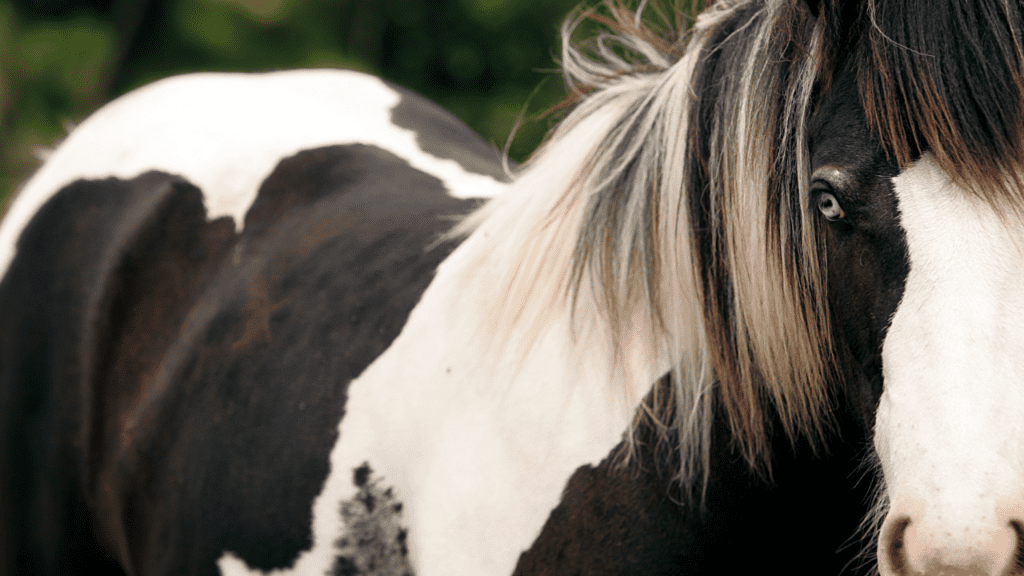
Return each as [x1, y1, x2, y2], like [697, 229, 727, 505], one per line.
[857, 0, 1024, 205]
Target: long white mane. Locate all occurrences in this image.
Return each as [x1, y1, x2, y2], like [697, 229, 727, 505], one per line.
[452, 0, 834, 494]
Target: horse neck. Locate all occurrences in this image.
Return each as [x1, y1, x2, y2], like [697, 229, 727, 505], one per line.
[418, 102, 673, 423]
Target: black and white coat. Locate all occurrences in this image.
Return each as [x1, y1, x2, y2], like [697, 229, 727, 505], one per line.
[4, 1, 1024, 575]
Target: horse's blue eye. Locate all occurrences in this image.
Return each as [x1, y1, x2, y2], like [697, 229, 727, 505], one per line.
[817, 192, 846, 221]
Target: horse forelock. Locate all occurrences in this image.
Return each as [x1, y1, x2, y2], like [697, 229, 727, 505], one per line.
[856, 0, 1024, 209]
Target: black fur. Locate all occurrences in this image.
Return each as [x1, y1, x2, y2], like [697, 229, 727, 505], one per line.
[0, 145, 475, 575]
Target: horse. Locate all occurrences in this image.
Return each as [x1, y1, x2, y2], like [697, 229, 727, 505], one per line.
[3, 0, 1024, 574]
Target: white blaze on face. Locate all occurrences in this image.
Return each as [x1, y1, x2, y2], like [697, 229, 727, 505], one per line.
[876, 154, 1024, 573]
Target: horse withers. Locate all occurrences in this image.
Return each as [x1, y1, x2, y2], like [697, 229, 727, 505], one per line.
[3, 1, 1024, 575]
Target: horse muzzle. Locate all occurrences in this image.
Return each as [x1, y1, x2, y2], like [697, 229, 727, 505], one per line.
[878, 501, 1024, 576]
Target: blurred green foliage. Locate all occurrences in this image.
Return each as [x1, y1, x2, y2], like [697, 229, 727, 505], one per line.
[0, 0, 590, 207]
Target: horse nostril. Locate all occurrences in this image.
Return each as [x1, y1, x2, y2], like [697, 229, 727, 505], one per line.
[1011, 521, 1024, 575]
[882, 515, 1024, 576]
[885, 516, 912, 575]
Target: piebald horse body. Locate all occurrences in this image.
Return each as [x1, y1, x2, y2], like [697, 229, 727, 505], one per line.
[3, 1, 1024, 575]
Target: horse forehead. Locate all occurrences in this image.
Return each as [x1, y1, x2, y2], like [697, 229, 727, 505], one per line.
[879, 156, 1024, 431]
[888, 157, 1024, 314]
[808, 64, 879, 170]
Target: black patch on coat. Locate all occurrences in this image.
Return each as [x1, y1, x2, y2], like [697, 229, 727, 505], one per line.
[353, 463, 372, 489]
[513, 378, 877, 575]
[0, 144, 478, 575]
[332, 463, 412, 576]
[386, 82, 512, 182]
[0, 172, 210, 576]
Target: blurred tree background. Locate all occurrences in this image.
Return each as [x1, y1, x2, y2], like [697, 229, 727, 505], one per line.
[0, 0, 593, 207]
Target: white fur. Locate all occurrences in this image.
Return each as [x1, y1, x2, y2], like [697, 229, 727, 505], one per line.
[876, 154, 1024, 573]
[216, 93, 664, 576]
[0, 69, 506, 281]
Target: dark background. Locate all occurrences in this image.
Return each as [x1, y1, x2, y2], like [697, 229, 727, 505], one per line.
[0, 0, 591, 206]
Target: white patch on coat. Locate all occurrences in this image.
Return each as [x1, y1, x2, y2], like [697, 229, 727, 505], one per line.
[217, 94, 665, 576]
[875, 154, 1024, 571]
[0, 69, 507, 281]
